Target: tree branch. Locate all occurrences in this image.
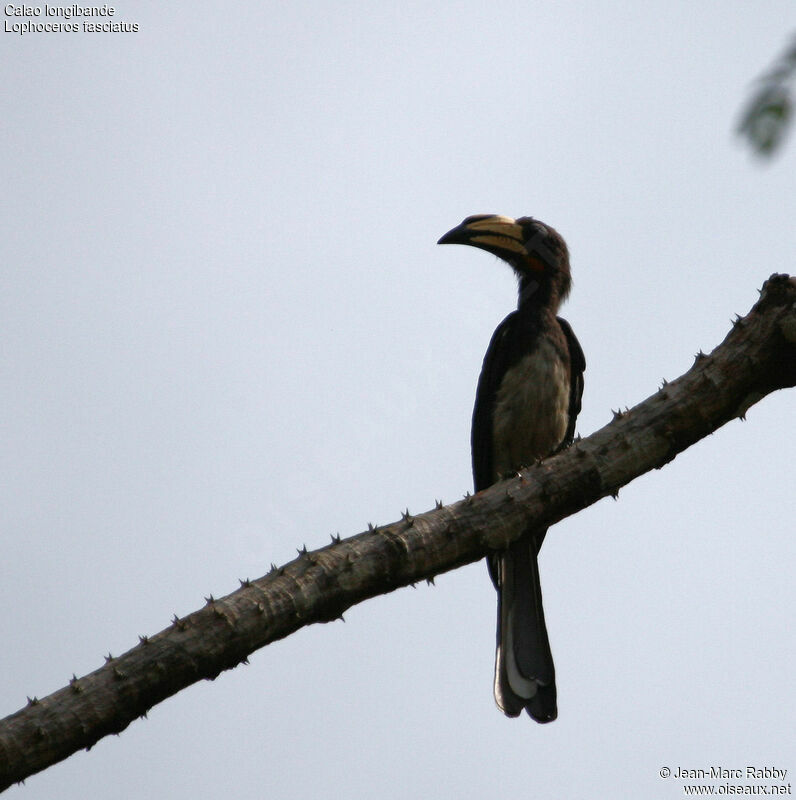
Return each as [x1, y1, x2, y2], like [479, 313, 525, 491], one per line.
[1, 274, 794, 792]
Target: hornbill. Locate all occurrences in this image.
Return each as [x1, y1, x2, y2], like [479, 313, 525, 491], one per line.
[438, 214, 585, 722]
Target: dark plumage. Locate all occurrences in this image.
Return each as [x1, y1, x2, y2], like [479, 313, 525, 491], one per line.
[438, 214, 585, 721]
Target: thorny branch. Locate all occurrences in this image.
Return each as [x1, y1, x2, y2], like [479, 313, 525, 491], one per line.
[1, 274, 794, 792]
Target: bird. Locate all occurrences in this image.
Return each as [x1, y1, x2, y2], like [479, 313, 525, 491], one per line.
[438, 214, 585, 722]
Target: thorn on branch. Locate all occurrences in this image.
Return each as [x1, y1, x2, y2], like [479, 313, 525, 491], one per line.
[104, 653, 114, 663]
[204, 595, 215, 605]
[435, 499, 443, 509]
[171, 615, 187, 631]
[330, 532, 342, 543]
[239, 578, 251, 587]
[138, 635, 149, 645]
[426, 576, 436, 586]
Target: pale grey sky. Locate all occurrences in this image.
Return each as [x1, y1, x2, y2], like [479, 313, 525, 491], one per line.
[2, 2, 794, 798]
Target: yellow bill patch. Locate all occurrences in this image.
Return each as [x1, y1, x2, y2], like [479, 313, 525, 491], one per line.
[470, 234, 527, 254]
[466, 216, 521, 233]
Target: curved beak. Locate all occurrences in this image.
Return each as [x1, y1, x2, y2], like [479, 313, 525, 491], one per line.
[437, 214, 527, 258]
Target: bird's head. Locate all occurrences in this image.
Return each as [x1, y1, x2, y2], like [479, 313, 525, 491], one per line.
[438, 214, 571, 308]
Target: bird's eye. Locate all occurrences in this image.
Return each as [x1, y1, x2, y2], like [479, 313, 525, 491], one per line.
[523, 223, 559, 268]
[523, 223, 550, 248]
[522, 222, 551, 249]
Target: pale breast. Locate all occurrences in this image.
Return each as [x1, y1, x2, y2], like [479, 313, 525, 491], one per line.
[491, 338, 570, 481]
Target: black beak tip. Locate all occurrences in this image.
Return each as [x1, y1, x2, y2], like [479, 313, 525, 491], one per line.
[437, 228, 463, 246]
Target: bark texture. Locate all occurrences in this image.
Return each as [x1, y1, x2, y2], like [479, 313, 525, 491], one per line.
[1, 274, 794, 791]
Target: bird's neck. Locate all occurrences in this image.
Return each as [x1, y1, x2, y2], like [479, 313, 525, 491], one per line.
[518, 276, 559, 315]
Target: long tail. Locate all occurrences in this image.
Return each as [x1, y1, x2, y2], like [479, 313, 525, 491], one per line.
[491, 531, 557, 722]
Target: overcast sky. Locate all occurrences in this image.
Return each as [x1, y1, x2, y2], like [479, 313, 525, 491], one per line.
[2, 2, 794, 798]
